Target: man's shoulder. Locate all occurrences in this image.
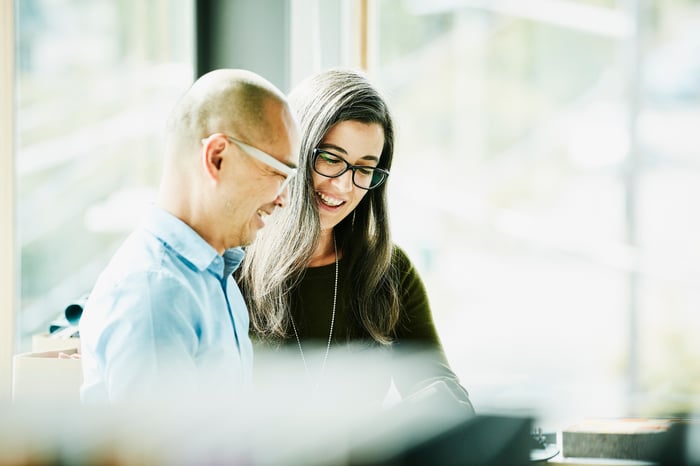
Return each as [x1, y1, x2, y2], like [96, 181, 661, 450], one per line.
[90, 227, 203, 301]
[101, 228, 170, 279]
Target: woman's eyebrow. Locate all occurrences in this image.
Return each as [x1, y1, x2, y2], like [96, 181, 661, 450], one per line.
[319, 144, 380, 162]
[318, 143, 347, 154]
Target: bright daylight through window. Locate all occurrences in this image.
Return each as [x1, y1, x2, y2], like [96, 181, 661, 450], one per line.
[375, 0, 700, 424]
[16, 0, 194, 350]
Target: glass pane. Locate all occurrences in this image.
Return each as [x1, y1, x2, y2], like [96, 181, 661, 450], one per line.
[16, 0, 194, 350]
[375, 0, 700, 425]
[637, 0, 700, 415]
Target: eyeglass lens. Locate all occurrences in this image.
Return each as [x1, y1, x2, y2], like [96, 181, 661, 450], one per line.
[314, 151, 386, 189]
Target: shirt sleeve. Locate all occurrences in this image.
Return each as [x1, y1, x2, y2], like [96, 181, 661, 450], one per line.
[391, 246, 475, 413]
[88, 270, 201, 402]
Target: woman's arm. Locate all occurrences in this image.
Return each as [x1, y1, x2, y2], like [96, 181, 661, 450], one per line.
[390, 246, 475, 413]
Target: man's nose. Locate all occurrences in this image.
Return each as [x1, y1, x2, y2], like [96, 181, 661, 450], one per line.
[273, 183, 290, 208]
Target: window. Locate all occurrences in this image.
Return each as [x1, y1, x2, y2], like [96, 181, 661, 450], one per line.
[16, 0, 194, 350]
[374, 0, 700, 424]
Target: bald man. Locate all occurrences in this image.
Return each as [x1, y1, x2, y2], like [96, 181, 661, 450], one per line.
[79, 69, 299, 402]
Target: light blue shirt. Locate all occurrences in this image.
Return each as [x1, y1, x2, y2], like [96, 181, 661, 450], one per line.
[79, 206, 253, 402]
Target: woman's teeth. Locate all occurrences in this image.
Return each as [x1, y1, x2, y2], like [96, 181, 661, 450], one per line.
[318, 192, 343, 207]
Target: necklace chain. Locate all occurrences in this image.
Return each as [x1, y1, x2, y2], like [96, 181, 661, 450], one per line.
[290, 233, 337, 393]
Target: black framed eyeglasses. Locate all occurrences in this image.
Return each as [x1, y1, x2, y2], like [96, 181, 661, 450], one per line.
[312, 148, 389, 190]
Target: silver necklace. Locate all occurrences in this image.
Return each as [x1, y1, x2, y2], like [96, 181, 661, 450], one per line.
[290, 233, 338, 393]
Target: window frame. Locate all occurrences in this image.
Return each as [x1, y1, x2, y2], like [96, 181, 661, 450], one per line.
[1, 0, 17, 399]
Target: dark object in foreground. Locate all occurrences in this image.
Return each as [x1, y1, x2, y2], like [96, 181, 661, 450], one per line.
[348, 380, 532, 465]
[563, 417, 694, 464]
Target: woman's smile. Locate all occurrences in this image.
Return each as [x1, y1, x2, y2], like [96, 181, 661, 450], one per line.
[317, 191, 345, 208]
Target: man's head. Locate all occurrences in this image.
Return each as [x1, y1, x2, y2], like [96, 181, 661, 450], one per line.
[159, 69, 299, 252]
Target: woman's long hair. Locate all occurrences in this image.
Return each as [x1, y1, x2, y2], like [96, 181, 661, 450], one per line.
[239, 68, 399, 345]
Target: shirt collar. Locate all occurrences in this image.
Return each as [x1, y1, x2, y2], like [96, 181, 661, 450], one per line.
[223, 247, 245, 278]
[143, 206, 245, 275]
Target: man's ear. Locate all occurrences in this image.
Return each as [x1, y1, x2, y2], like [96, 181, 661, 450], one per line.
[202, 136, 226, 182]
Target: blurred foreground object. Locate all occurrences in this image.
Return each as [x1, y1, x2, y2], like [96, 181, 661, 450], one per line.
[0, 402, 531, 465]
[2, 349, 531, 465]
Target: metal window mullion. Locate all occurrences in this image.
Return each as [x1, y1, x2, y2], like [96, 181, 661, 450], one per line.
[622, 0, 644, 408]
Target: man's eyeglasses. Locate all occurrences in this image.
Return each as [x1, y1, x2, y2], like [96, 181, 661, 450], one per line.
[312, 148, 389, 190]
[201, 134, 298, 197]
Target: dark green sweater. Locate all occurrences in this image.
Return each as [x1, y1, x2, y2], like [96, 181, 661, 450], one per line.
[254, 246, 473, 410]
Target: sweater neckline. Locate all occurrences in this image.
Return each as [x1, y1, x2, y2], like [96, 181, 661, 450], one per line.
[305, 259, 343, 277]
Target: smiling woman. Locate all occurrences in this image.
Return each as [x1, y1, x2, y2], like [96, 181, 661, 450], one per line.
[239, 68, 475, 413]
[312, 120, 386, 234]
